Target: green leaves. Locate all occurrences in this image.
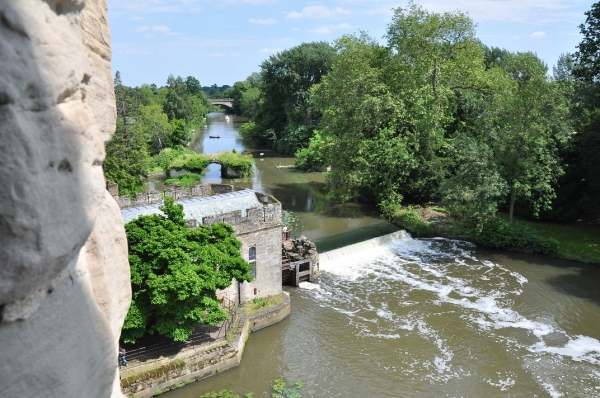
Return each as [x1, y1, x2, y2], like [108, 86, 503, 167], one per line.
[122, 197, 253, 343]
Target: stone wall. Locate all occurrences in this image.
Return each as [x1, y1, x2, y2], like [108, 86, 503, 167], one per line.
[120, 293, 291, 398]
[112, 183, 237, 209]
[0, 1, 130, 397]
[201, 202, 282, 235]
[283, 236, 320, 279]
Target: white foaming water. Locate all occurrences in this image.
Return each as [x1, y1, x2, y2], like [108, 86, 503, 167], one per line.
[310, 234, 600, 395]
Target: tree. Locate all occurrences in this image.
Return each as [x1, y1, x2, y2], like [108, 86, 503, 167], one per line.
[137, 104, 172, 154]
[311, 2, 486, 210]
[439, 134, 507, 230]
[574, 2, 600, 81]
[104, 71, 149, 195]
[492, 52, 571, 222]
[122, 197, 253, 343]
[185, 76, 202, 96]
[257, 41, 337, 153]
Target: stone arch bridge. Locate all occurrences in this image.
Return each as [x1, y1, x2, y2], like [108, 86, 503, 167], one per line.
[209, 98, 234, 112]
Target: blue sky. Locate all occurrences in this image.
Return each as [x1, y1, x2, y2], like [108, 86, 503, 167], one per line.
[108, 0, 593, 87]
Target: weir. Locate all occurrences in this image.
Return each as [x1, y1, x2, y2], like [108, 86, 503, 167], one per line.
[319, 230, 410, 266]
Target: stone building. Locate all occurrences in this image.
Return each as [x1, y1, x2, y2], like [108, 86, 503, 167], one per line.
[118, 184, 283, 304]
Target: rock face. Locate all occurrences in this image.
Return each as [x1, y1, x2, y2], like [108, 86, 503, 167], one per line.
[0, 1, 130, 397]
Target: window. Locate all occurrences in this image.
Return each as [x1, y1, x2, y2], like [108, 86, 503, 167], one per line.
[249, 246, 256, 278]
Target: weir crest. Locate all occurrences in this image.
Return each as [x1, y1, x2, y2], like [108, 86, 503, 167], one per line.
[319, 230, 411, 268]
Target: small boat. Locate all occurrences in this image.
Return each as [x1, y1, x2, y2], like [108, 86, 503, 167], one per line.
[209, 135, 220, 139]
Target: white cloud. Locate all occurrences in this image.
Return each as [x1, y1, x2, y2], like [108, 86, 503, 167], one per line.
[337, 0, 580, 25]
[259, 48, 282, 53]
[531, 31, 547, 38]
[291, 27, 301, 31]
[205, 52, 242, 57]
[286, 5, 351, 19]
[249, 18, 278, 25]
[286, 11, 303, 19]
[136, 25, 171, 33]
[242, 0, 276, 4]
[115, 0, 202, 14]
[311, 23, 352, 34]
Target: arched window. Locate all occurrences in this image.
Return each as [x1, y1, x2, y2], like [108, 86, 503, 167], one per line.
[249, 246, 256, 278]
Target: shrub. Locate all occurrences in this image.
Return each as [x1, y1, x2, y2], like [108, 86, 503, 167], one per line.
[394, 207, 430, 237]
[476, 218, 557, 255]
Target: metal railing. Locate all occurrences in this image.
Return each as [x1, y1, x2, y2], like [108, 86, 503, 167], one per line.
[122, 297, 238, 367]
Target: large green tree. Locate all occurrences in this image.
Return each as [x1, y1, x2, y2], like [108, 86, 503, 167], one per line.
[137, 104, 172, 154]
[492, 52, 571, 222]
[104, 71, 149, 195]
[122, 197, 253, 343]
[256, 41, 337, 153]
[311, 2, 485, 210]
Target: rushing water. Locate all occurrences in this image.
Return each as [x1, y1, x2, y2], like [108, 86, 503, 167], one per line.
[163, 113, 600, 397]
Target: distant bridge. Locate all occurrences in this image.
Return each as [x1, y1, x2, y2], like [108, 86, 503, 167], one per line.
[209, 98, 234, 112]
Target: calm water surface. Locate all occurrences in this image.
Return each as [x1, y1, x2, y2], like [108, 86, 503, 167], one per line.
[163, 114, 600, 397]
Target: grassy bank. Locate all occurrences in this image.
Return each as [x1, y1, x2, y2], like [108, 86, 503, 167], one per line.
[392, 206, 600, 265]
[240, 295, 283, 316]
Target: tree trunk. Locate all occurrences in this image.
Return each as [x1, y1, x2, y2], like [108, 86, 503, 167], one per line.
[509, 187, 516, 223]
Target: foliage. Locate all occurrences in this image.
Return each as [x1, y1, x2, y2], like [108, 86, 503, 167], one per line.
[165, 149, 254, 177]
[393, 207, 433, 238]
[271, 378, 304, 398]
[490, 52, 571, 222]
[137, 104, 172, 154]
[225, 316, 240, 342]
[476, 218, 559, 255]
[121, 197, 253, 343]
[312, 1, 484, 207]
[241, 295, 283, 315]
[165, 173, 202, 186]
[439, 134, 508, 231]
[238, 122, 263, 141]
[215, 151, 254, 177]
[574, 2, 600, 81]
[517, 219, 600, 264]
[282, 210, 303, 236]
[251, 41, 337, 153]
[293, 131, 329, 171]
[105, 73, 149, 195]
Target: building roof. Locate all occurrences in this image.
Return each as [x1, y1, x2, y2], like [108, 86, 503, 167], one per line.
[120, 189, 262, 224]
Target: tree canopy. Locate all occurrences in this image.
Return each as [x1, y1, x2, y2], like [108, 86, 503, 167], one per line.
[104, 73, 211, 194]
[122, 197, 253, 343]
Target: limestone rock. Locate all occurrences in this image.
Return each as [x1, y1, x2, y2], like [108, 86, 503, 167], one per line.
[0, 1, 129, 397]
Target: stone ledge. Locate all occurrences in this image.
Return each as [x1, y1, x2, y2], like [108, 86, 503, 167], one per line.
[121, 293, 291, 397]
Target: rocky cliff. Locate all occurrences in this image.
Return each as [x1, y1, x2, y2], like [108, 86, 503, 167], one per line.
[0, 1, 130, 397]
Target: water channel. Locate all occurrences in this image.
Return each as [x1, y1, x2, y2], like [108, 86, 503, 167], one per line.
[164, 113, 600, 397]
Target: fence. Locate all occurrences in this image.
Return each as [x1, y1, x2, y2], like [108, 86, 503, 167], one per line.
[122, 297, 238, 368]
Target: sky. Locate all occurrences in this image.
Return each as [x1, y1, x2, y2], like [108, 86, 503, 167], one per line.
[108, 0, 593, 87]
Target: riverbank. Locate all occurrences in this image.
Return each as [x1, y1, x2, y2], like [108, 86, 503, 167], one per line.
[392, 206, 600, 265]
[121, 293, 291, 398]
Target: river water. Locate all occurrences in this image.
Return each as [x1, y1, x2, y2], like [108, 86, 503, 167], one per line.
[163, 113, 600, 397]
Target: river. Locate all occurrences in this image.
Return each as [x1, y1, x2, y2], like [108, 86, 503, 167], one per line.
[163, 113, 600, 397]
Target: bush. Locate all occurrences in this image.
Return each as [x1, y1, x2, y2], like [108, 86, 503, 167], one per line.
[238, 121, 262, 141]
[476, 218, 558, 256]
[293, 131, 327, 171]
[165, 173, 202, 186]
[394, 207, 430, 237]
